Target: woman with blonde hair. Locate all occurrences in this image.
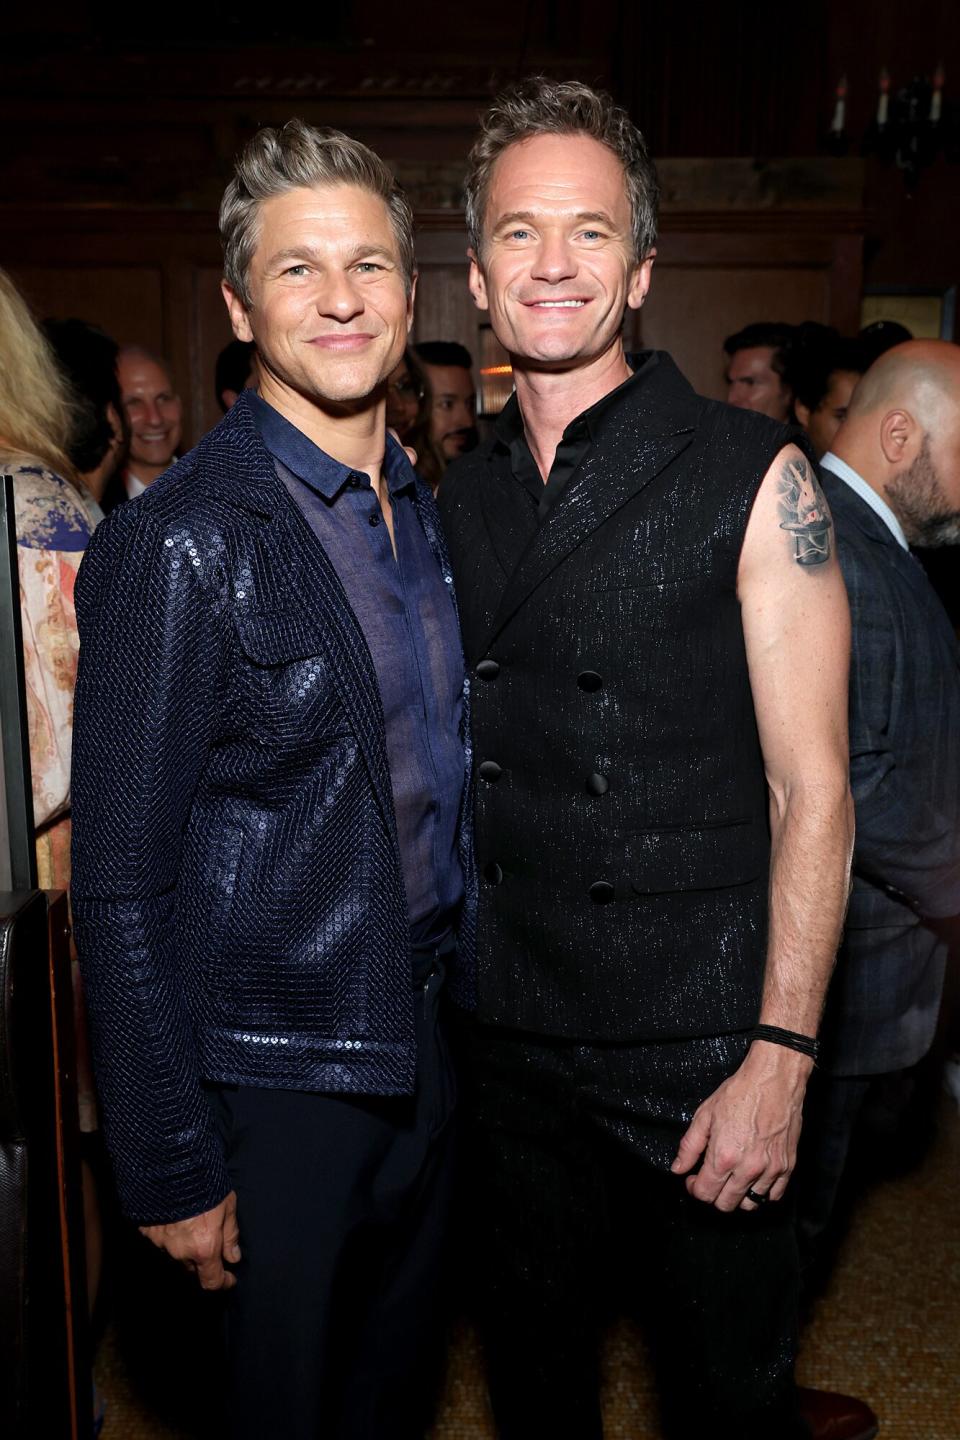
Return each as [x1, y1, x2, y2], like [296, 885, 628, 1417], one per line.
[0, 271, 103, 1408]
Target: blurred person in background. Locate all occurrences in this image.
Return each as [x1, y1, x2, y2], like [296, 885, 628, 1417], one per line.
[0, 270, 104, 1418]
[858, 318, 913, 367]
[724, 320, 796, 422]
[386, 346, 444, 491]
[44, 316, 127, 516]
[111, 344, 183, 509]
[414, 339, 478, 462]
[216, 337, 258, 411]
[791, 326, 870, 459]
[798, 341, 960, 1396]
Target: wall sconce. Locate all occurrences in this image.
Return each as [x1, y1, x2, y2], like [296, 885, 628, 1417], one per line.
[827, 64, 954, 189]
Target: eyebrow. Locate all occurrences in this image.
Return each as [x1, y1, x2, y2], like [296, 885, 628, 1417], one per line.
[265, 243, 397, 268]
[493, 209, 618, 230]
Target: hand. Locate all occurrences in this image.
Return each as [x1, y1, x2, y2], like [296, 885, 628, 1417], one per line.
[139, 1190, 241, 1290]
[670, 1043, 813, 1212]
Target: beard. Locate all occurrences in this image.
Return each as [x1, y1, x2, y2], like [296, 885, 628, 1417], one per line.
[887, 436, 960, 548]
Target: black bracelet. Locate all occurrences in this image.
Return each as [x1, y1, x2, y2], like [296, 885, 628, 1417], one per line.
[750, 1024, 819, 1063]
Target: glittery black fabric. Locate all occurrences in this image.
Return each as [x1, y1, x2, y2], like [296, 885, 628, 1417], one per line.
[70, 392, 476, 1224]
[439, 352, 793, 1042]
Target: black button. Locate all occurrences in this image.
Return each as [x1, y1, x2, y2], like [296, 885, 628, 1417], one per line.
[484, 862, 504, 886]
[586, 772, 609, 796]
[589, 880, 615, 904]
[479, 760, 502, 783]
[347, 473, 362, 488]
[369, 511, 381, 527]
[475, 660, 500, 680]
[577, 670, 603, 692]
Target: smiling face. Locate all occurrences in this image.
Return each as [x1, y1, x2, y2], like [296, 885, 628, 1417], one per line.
[222, 183, 414, 417]
[118, 353, 182, 475]
[468, 133, 652, 373]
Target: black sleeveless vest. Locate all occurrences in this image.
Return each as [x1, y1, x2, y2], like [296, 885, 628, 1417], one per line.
[439, 353, 794, 1041]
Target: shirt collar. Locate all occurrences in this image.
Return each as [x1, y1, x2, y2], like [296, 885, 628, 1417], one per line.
[820, 451, 909, 550]
[249, 392, 416, 500]
[492, 350, 660, 453]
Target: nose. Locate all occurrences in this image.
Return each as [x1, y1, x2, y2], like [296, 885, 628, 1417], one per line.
[531, 232, 578, 285]
[142, 397, 164, 428]
[316, 270, 365, 322]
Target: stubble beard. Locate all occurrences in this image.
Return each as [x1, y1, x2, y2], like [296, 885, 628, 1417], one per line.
[887, 436, 960, 548]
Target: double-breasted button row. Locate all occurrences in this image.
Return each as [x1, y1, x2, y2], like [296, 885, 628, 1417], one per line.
[482, 865, 615, 902]
[476, 662, 603, 691]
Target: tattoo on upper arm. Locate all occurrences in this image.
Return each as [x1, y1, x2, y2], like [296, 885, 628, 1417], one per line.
[777, 455, 833, 567]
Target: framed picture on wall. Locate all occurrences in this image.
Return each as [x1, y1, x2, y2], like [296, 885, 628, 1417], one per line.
[860, 285, 956, 342]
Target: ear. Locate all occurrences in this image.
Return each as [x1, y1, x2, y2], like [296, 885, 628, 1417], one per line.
[406, 271, 418, 334]
[626, 249, 656, 312]
[879, 408, 919, 466]
[222, 279, 254, 344]
[467, 248, 489, 312]
[794, 399, 812, 430]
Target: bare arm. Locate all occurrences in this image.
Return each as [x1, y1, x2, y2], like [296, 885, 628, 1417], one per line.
[672, 445, 854, 1211]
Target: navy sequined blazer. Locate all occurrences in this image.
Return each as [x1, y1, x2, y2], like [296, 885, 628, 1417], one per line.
[71, 392, 476, 1225]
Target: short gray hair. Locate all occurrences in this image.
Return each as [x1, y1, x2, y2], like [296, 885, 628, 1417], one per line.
[220, 119, 416, 306]
[465, 77, 659, 263]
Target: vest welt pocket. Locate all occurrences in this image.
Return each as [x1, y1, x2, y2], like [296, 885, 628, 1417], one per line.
[576, 567, 714, 596]
[625, 818, 768, 894]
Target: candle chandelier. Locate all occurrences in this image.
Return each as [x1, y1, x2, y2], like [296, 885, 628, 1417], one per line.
[827, 66, 957, 188]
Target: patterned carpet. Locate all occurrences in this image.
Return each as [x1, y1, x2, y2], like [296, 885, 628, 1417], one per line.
[95, 1098, 960, 1439]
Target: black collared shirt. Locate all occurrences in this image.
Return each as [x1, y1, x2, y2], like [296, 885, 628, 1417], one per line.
[493, 353, 658, 520]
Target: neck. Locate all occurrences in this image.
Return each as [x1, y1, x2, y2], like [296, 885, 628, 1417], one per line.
[129, 460, 169, 487]
[512, 345, 633, 481]
[258, 373, 387, 484]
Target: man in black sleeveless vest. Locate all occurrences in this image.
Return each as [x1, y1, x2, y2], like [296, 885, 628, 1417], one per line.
[438, 79, 854, 1440]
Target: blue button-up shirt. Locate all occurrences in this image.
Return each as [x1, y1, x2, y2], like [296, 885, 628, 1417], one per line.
[250, 395, 466, 945]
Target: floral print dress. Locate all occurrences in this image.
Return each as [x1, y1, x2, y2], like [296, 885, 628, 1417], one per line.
[6, 454, 98, 1131]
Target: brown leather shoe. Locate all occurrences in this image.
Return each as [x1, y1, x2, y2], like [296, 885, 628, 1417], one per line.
[797, 1387, 879, 1440]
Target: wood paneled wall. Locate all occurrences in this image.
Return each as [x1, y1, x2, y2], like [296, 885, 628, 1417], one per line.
[3, 178, 864, 447]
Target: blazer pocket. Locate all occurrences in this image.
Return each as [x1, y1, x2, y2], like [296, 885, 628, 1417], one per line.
[234, 612, 329, 664]
[625, 817, 768, 894]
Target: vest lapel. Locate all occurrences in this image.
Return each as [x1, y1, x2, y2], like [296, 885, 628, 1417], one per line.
[482, 410, 696, 653]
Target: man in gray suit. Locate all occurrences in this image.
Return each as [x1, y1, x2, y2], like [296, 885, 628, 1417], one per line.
[797, 339, 960, 1439]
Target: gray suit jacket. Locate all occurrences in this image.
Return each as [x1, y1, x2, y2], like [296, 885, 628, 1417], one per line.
[820, 467, 960, 1076]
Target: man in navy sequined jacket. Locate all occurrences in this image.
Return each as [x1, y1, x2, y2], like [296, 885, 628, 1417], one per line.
[71, 122, 475, 1440]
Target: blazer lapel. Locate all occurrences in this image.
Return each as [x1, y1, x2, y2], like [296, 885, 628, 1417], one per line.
[206, 397, 399, 842]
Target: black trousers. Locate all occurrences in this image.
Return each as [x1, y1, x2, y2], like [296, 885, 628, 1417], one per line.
[456, 1019, 807, 1440]
[207, 957, 456, 1440]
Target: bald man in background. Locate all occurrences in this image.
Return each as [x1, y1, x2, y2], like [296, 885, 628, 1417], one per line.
[796, 341, 960, 1440]
[104, 345, 183, 511]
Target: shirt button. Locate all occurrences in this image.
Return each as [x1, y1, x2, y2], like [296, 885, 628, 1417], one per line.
[589, 880, 615, 904]
[586, 772, 609, 796]
[478, 760, 502, 783]
[577, 670, 603, 692]
[475, 660, 501, 681]
[369, 511, 381, 527]
[484, 862, 504, 886]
